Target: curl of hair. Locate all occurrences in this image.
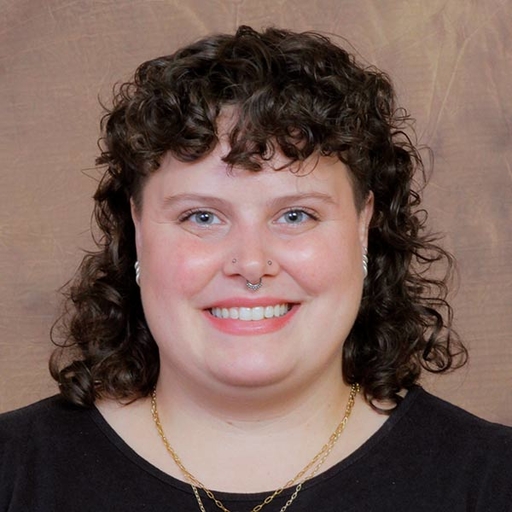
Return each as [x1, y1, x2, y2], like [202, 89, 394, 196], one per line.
[50, 25, 467, 408]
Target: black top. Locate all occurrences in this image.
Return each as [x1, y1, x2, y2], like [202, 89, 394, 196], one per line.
[1, 386, 511, 511]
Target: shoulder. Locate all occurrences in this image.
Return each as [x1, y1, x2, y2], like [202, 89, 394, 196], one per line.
[391, 386, 512, 505]
[0, 395, 88, 439]
[373, 385, 512, 469]
[0, 395, 96, 465]
[406, 386, 512, 443]
[0, 395, 115, 509]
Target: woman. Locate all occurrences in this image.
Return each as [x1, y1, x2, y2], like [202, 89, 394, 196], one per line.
[1, 26, 511, 511]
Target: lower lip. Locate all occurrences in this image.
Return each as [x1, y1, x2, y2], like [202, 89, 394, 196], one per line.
[204, 305, 298, 335]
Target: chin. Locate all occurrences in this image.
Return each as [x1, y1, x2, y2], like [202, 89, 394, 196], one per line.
[208, 358, 296, 390]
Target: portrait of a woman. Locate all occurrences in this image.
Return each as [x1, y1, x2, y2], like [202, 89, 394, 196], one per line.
[1, 23, 511, 511]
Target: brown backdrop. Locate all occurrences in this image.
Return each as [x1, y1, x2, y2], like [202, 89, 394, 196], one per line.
[1, 0, 511, 424]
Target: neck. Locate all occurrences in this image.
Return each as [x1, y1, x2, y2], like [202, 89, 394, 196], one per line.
[98, 367, 389, 495]
[151, 365, 356, 492]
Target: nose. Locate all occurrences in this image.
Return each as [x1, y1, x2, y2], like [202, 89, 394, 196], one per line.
[224, 230, 278, 285]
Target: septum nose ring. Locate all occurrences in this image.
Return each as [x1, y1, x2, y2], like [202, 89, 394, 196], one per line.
[231, 258, 271, 292]
[246, 278, 263, 291]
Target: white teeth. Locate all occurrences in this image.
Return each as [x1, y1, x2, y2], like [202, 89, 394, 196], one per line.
[251, 307, 264, 320]
[239, 307, 252, 321]
[210, 304, 290, 321]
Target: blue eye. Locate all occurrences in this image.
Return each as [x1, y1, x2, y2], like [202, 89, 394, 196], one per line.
[181, 210, 221, 225]
[193, 211, 216, 224]
[285, 210, 305, 223]
[277, 209, 314, 224]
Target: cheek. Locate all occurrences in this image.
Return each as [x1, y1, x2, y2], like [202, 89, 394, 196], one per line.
[141, 231, 219, 297]
[285, 228, 362, 294]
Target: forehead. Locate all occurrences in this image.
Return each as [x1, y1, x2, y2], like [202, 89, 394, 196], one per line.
[139, 146, 359, 213]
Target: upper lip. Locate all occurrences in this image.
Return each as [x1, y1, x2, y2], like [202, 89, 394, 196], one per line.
[204, 297, 297, 309]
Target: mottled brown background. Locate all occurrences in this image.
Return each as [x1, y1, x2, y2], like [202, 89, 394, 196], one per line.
[1, 0, 511, 424]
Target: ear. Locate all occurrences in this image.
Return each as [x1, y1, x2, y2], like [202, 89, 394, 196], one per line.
[130, 198, 142, 256]
[358, 191, 374, 248]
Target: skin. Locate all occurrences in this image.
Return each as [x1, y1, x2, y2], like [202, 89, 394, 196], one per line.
[98, 142, 389, 493]
[133, 144, 373, 404]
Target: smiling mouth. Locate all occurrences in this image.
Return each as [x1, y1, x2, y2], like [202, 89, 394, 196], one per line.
[209, 304, 291, 321]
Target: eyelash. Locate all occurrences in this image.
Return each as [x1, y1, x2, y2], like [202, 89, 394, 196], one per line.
[178, 209, 221, 225]
[177, 207, 320, 225]
[277, 208, 320, 223]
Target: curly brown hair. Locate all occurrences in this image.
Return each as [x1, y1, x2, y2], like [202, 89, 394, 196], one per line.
[50, 25, 467, 408]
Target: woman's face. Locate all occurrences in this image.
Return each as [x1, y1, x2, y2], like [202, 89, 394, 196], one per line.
[133, 144, 373, 396]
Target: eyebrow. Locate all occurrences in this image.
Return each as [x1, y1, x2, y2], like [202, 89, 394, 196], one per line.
[266, 192, 338, 208]
[160, 192, 338, 210]
[160, 194, 228, 209]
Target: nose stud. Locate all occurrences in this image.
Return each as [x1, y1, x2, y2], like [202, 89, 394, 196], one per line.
[246, 278, 263, 291]
[232, 258, 271, 266]
[231, 258, 271, 291]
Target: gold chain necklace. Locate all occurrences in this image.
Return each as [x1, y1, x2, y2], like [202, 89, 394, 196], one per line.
[151, 383, 359, 512]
